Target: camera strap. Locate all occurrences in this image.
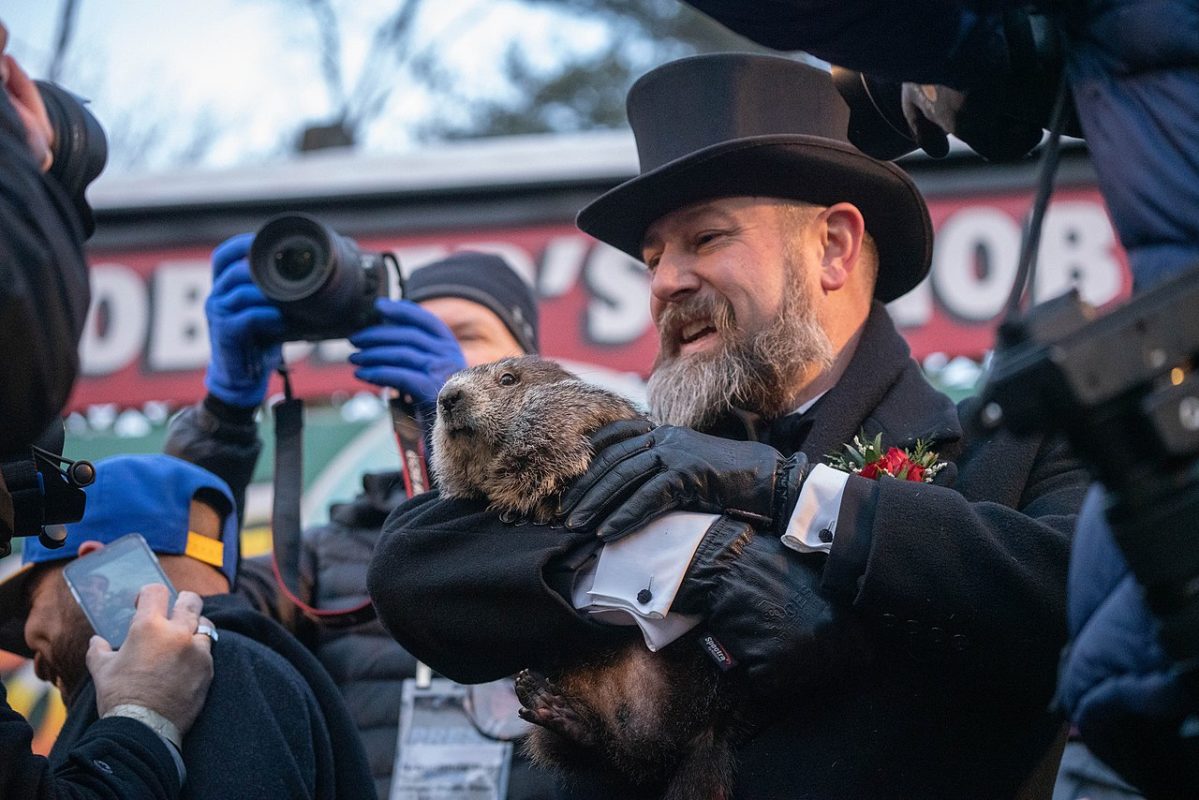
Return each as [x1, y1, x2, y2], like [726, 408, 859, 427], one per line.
[270, 367, 378, 627]
[388, 393, 432, 499]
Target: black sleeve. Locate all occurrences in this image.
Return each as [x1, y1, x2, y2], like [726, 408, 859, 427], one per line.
[1, 683, 181, 800]
[163, 394, 262, 525]
[0, 88, 91, 456]
[680, 0, 1012, 88]
[368, 492, 632, 684]
[825, 429, 1085, 691]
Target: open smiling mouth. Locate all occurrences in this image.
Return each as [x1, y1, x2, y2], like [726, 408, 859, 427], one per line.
[678, 320, 717, 346]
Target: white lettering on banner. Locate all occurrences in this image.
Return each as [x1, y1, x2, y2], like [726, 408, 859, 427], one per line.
[887, 276, 933, 328]
[540, 236, 589, 299]
[932, 208, 1022, 322]
[1034, 202, 1122, 306]
[282, 340, 316, 363]
[317, 338, 355, 362]
[80, 264, 149, 376]
[583, 244, 652, 345]
[148, 261, 211, 371]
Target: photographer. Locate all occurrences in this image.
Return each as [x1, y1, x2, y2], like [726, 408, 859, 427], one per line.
[682, 0, 1199, 290]
[164, 236, 554, 799]
[1, 21, 215, 799]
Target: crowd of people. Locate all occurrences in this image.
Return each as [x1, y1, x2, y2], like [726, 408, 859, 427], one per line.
[2, 3, 1196, 799]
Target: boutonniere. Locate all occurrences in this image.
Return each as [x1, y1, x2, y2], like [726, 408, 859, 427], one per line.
[827, 432, 946, 483]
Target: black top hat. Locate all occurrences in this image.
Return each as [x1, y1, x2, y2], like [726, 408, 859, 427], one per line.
[576, 54, 933, 302]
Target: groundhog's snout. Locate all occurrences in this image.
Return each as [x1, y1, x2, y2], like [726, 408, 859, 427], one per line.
[438, 386, 465, 418]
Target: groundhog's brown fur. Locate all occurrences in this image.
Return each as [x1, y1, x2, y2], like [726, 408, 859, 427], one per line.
[431, 356, 744, 800]
[432, 356, 642, 522]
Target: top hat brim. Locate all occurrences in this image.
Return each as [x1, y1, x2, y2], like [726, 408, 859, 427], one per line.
[577, 134, 932, 302]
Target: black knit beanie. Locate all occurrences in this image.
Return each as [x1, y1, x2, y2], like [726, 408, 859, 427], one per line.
[405, 251, 539, 354]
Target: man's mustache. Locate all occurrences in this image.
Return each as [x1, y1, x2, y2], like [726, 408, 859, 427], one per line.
[656, 294, 736, 354]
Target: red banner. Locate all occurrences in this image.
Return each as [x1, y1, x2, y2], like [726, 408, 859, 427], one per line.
[72, 187, 1128, 410]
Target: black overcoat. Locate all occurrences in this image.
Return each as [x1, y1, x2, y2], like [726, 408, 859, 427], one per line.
[369, 303, 1089, 799]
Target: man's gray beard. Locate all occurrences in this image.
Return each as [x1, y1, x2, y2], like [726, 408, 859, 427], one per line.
[647, 282, 834, 429]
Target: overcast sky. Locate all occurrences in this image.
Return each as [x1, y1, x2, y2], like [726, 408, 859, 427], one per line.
[4, 0, 608, 172]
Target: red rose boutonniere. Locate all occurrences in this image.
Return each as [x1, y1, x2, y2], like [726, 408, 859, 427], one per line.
[827, 432, 946, 483]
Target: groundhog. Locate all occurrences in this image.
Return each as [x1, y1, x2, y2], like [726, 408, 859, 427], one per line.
[432, 356, 746, 800]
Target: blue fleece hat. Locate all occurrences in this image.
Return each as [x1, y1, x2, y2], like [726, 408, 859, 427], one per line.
[0, 454, 238, 656]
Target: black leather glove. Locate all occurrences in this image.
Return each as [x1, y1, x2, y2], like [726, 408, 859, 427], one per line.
[900, 10, 1071, 163]
[561, 422, 809, 542]
[676, 517, 871, 695]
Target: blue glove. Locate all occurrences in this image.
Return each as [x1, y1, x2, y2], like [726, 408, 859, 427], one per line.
[203, 233, 287, 408]
[348, 298, 467, 408]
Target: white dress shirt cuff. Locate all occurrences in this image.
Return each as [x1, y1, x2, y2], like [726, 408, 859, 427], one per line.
[781, 464, 849, 554]
[570, 512, 716, 651]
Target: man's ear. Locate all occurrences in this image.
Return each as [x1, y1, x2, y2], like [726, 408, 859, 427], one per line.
[818, 203, 866, 292]
[76, 540, 106, 558]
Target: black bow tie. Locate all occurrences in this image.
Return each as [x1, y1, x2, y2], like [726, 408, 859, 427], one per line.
[760, 413, 815, 458]
[698, 408, 814, 458]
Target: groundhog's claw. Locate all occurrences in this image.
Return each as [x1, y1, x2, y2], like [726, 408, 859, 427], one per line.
[515, 669, 599, 746]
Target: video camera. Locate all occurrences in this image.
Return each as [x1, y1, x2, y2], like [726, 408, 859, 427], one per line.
[249, 213, 402, 342]
[0, 423, 95, 557]
[978, 264, 1199, 662]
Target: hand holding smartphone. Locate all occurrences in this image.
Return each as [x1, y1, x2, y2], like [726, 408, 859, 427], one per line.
[63, 533, 178, 648]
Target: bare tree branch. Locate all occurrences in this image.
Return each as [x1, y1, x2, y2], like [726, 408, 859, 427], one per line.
[344, 0, 425, 131]
[48, 0, 82, 83]
[303, 0, 347, 112]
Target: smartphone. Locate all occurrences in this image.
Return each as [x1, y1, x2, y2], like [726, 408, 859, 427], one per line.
[62, 533, 177, 649]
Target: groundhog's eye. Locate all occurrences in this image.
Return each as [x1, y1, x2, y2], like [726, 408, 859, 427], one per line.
[499, 372, 519, 386]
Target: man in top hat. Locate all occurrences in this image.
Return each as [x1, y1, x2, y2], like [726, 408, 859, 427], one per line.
[165, 245, 552, 799]
[0, 454, 373, 799]
[368, 53, 1089, 799]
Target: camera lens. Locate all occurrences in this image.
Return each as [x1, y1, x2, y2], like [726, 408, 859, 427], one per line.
[249, 216, 338, 303]
[274, 241, 323, 282]
[249, 213, 388, 341]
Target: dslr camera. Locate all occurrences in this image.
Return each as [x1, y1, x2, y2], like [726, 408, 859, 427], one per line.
[249, 213, 402, 341]
[978, 265, 1199, 663]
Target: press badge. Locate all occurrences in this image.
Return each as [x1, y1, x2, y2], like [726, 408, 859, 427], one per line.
[391, 678, 512, 800]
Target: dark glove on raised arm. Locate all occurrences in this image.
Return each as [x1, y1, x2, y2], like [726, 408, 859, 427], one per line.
[561, 422, 809, 542]
[675, 517, 871, 695]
